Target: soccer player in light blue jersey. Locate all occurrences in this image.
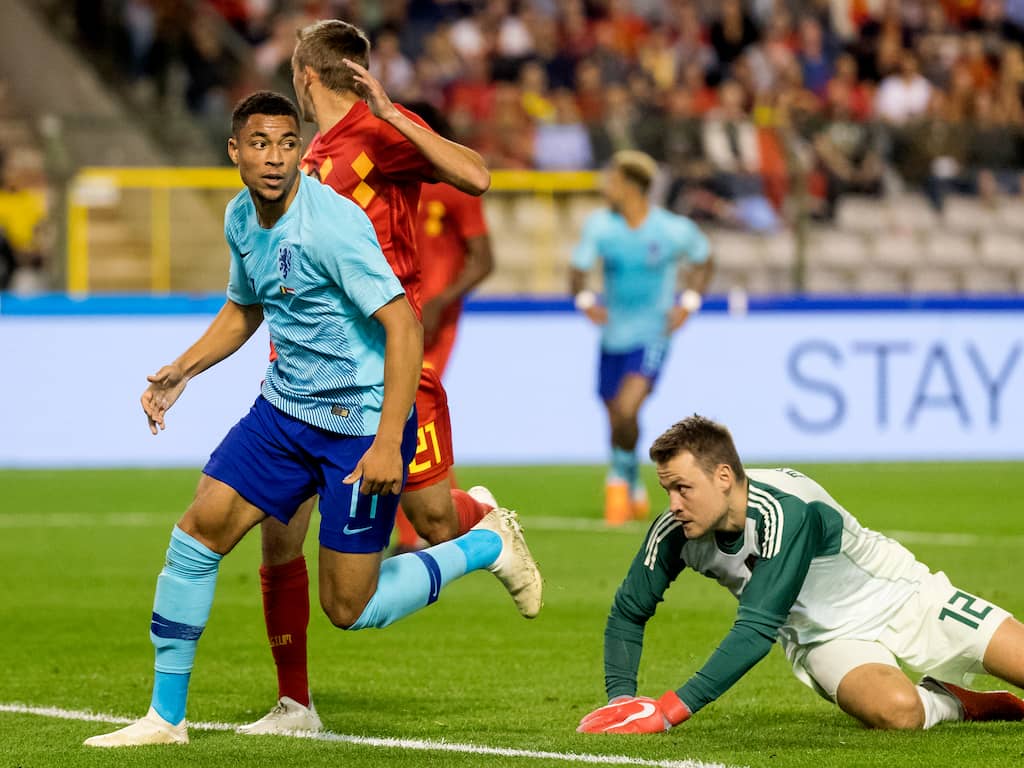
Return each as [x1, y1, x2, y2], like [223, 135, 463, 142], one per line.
[570, 150, 713, 526]
[85, 92, 541, 748]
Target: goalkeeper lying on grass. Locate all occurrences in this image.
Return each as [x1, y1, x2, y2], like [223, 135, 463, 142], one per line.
[579, 415, 1024, 734]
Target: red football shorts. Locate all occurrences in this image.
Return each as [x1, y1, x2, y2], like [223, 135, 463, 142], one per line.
[405, 364, 454, 492]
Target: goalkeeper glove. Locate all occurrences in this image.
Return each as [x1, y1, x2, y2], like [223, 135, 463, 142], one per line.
[576, 691, 691, 734]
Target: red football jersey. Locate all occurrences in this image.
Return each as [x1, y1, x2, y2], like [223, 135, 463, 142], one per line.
[300, 101, 435, 315]
[417, 182, 488, 329]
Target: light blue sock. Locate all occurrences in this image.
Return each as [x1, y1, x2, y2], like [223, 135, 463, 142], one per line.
[350, 530, 501, 630]
[611, 446, 638, 488]
[149, 526, 222, 724]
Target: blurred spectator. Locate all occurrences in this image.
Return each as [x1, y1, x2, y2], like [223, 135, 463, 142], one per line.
[574, 59, 606, 122]
[0, 152, 49, 294]
[813, 82, 885, 219]
[966, 0, 1024, 52]
[826, 53, 873, 121]
[967, 89, 1024, 204]
[182, 11, 236, 116]
[589, 84, 638, 165]
[797, 17, 835, 97]
[710, 0, 760, 78]
[670, 1, 717, 76]
[895, 93, 971, 211]
[370, 27, 416, 100]
[519, 60, 556, 122]
[702, 80, 780, 231]
[874, 50, 933, 123]
[533, 88, 593, 169]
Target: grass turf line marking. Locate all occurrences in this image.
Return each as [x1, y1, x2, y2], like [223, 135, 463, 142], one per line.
[1, 512, 1018, 549]
[0, 703, 743, 768]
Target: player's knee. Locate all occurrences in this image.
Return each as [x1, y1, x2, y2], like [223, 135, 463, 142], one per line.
[319, 593, 369, 630]
[857, 688, 925, 730]
[405, 498, 458, 544]
[609, 400, 640, 428]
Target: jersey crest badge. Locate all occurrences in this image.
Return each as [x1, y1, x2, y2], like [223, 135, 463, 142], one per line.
[278, 245, 293, 279]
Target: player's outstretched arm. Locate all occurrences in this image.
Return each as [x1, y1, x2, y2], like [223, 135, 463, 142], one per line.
[345, 295, 422, 495]
[140, 300, 263, 434]
[343, 59, 491, 195]
[569, 267, 607, 325]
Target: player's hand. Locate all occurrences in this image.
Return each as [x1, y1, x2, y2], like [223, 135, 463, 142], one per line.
[583, 305, 608, 325]
[577, 692, 691, 734]
[141, 364, 188, 435]
[420, 296, 446, 347]
[344, 59, 401, 122]
[667, 307, 690, 333]
[345, 440, 404, 496]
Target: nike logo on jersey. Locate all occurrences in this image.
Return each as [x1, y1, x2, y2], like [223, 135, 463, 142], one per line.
[240, 250, 252, 258]
[607, 702, 657, 730]
[343, 523, 373, 536]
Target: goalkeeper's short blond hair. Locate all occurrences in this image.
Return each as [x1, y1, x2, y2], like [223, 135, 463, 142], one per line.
[610, 150, 658, 193]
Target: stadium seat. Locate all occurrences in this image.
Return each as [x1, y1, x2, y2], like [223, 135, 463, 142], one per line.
[761, 230, 796, 268]
[835, 197, 884, 233]
[807, 229, 868, 268]
[908, 268, 960, 293]
[994, 199, 1024, 233]
[804, 267, 852, 294]
[962, 267, 1017, 294]
[710, 231, 762, 269]
[854, 267, 906, 294]
[886, 195, 939, 233]
[942, 197, 995, 234]
[923, 232, 976, 268]
[872, 231, 924, 269]
[979, 232, 1024, 268]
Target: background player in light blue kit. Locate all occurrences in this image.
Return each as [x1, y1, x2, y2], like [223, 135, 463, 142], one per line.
[84, 91, 541, 748]
[570, 150, 713, 526]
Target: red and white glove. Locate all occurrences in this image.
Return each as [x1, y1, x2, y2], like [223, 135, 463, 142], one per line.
[576, 691, 692, 734]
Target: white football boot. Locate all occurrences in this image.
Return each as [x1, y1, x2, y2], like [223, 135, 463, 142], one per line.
[83, 707, 188, 747]
[469, 486, 543, 619]
[237, 696, 323, 735]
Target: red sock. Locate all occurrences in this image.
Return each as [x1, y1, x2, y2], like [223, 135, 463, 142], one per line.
[451, 489, 492, 535]
[394, 507, 421, 550]
[259, 556, 310, 707]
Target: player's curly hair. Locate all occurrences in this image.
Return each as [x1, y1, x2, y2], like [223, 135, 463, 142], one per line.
[649, 415, 746, 482]
[231, 91, 299, 137]
[294, 20, 370, 97]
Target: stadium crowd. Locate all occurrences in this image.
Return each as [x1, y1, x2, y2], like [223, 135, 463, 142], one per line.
[66, 0, 1024, 230]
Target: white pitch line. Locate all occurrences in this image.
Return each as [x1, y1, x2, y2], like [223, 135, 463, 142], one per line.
[1, 512, 1021, 548]
[0, 703, 743, 768]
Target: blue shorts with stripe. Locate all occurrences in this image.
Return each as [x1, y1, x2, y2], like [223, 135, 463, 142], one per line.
[598, 342, 669, 401]
[203, 396, 417, 554]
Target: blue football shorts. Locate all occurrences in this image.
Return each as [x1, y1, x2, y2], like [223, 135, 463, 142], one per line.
[598, 342, 669, 402]
[204, 396, 417, 554]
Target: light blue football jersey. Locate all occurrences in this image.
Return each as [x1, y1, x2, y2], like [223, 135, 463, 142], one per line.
[571, 207, 710, 352]
[225, 173, 404, 436]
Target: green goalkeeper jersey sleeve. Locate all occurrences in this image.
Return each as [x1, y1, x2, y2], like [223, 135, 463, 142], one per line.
[604, 512, 687, 700]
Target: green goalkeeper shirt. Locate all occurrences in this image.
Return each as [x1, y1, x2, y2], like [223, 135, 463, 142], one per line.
[604, 467, 930, 713]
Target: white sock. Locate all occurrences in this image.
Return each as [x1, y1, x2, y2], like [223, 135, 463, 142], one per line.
[916, 685, 963, 729]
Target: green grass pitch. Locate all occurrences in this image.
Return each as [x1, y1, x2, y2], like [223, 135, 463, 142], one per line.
[1, 463, 1022, 768]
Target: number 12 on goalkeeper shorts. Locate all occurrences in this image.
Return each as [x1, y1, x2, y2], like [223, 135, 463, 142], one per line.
[409, 421, 441, 474]
[939, 590, 994, 630]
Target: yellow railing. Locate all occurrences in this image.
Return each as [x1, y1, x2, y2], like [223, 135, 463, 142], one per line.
[66, 168, 600, 294]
